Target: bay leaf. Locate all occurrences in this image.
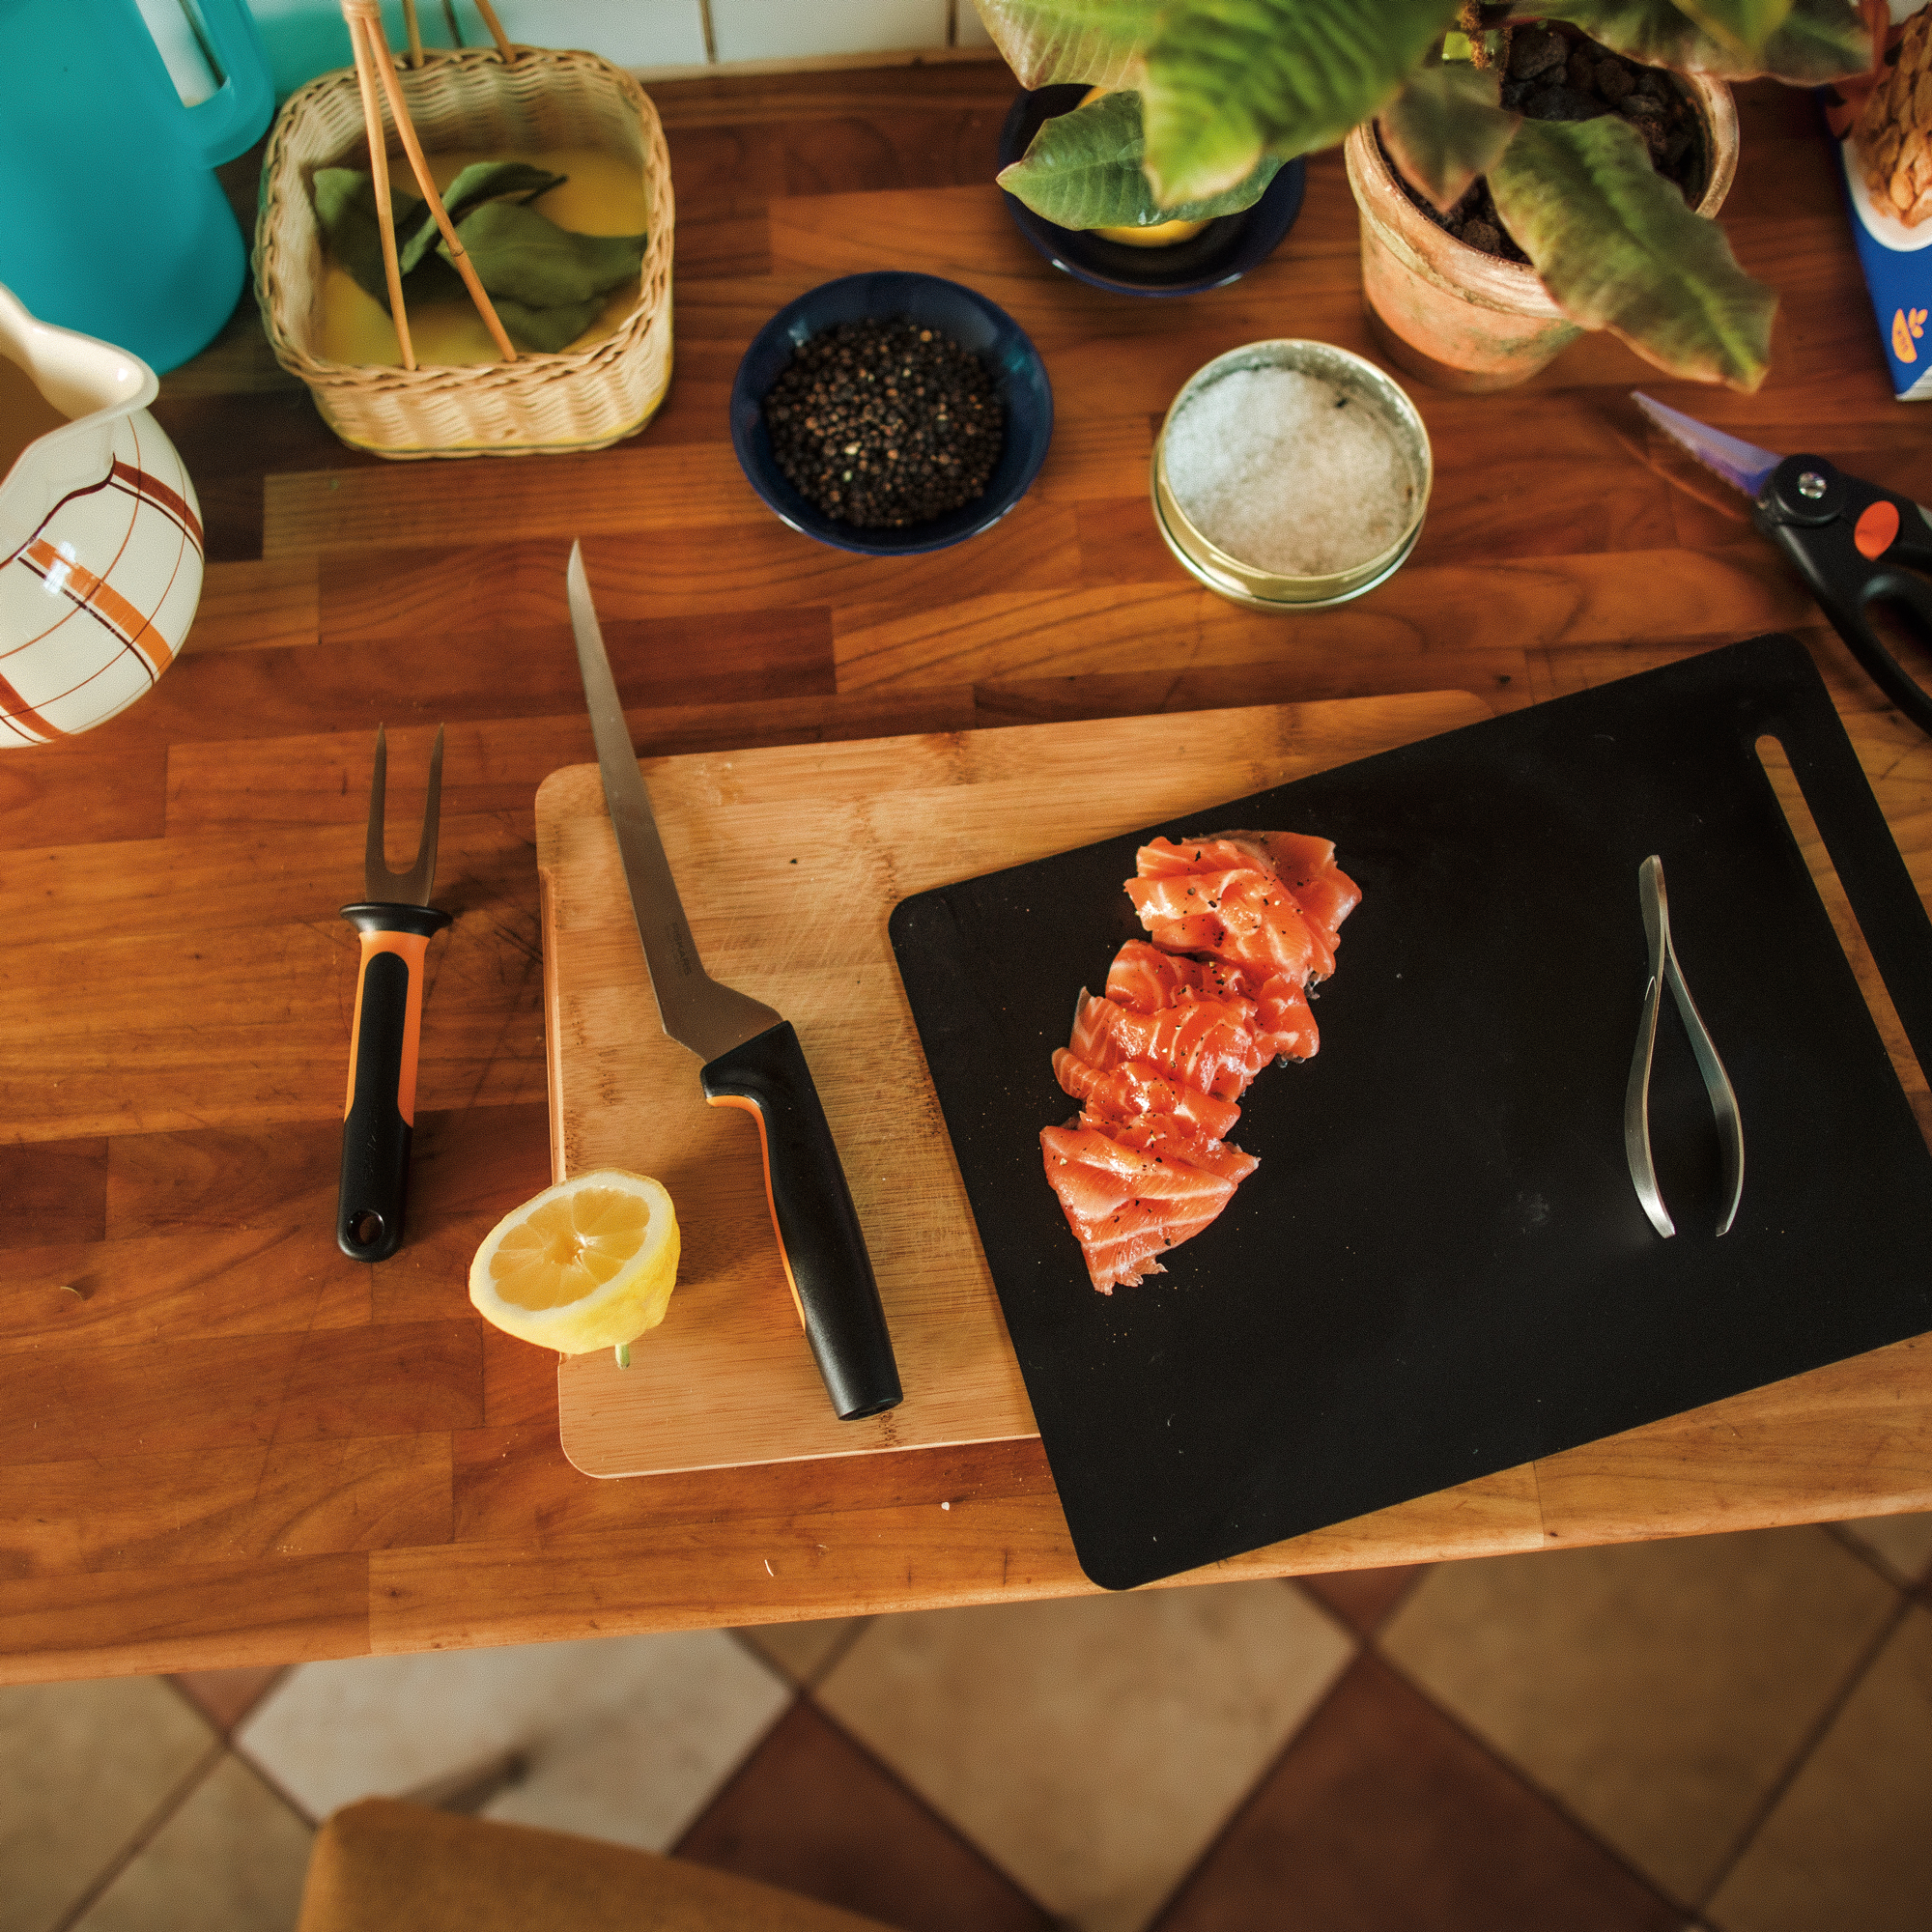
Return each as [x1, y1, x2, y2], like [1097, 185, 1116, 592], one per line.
[312, 167, 422, 306]
[443, 200, 647, 308]
[485, 293, 610, 353]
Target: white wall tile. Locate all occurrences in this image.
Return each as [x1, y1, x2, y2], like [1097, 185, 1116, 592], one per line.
[486, 1, 708, 67]
[236, 1631, 789, 1853]
[710, 0, 948, 64]
[246, 0, 706, 97]
[955, 1, 996, 49]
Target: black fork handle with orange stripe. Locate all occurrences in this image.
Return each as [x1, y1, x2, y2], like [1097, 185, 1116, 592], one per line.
[699, 1021, 902, 1421]
[338, 902, 451, 1262]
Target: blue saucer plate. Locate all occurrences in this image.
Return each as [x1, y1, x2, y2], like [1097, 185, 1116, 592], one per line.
[730, 270, 1054, 557]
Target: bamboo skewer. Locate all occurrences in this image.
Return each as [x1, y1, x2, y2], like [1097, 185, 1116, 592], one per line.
[345, 9, 416, 371]
[471, 0, 517, 63]
[340, 0, 520, 366]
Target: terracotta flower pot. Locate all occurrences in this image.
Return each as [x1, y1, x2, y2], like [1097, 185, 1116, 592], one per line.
[1343, 73, 1739, 392]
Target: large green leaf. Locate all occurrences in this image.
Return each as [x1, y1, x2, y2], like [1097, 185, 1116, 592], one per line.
[314, 168, 419, 299]
[1489, 115, 1775, 388]
[485, 294, 610, 354]
[443, 201, 646, 310]
[395, 161, 566, 273]
[1540, 0, 1868, 80]
[1671, 0, 1795, 57]
[1137, 0, 1464, 205]
[1378, 64, 1521, 212]
[313, 165, 645, 352]
[997, 89, 1283, 227]
[968, 0, 1158, 88]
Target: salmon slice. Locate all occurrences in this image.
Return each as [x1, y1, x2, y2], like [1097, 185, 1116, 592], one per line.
[1046, 826, 1359, 1292]
[1168, 830, 1363, 953]
[1094, 1112, 1260, 1184]
[1053, 1047, 1242, 1140]
[1105, 939, 1253, 1014]
[1125, 867, 1334, 981]
[1105, 941, 1316, 1064]
[1139, 833, 1361, 966]
[1249, 973, 1320, 1062]
[1039, 1120, 1244, 1293]
[1039, 1122, 1238, 1231]
[1069, 990, 1264, 1100]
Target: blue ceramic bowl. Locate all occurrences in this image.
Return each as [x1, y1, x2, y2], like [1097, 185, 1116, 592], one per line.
[998, 86, 1305, 298]
[729, 271, 1053, 556]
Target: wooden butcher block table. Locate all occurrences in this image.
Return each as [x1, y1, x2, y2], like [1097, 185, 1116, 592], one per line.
[1, 67, 1928, 1683]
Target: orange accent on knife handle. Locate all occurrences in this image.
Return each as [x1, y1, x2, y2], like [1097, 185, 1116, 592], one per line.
[338, 902, 451, 1263]
[702, 1020, 902, 1420]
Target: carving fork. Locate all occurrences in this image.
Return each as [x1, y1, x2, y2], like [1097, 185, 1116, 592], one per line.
[338, 724, 448, 1262]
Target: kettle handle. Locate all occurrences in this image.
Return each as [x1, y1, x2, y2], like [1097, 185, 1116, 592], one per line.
[172, 0, 276, 168]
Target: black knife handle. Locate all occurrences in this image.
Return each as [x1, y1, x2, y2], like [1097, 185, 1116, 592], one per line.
[337, 903, 450, 1263]
[701, 1021, 902, 1420]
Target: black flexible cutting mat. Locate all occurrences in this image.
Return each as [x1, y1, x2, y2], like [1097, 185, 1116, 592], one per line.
[888, 637, 1932, 1590]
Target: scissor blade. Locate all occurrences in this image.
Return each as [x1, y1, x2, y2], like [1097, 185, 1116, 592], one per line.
[566, 542, 781, 1065]
[1632, 392, 1782, 501]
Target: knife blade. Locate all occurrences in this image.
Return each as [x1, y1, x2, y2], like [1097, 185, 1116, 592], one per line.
[565, 542, 902, 1420]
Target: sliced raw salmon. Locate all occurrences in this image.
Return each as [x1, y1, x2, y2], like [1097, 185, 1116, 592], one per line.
[1105, 940, 1316, 1064]
[1039, 1120, 1246, 1293]
[1125, 867, 1334, 981]
[1157, 830, 1363, 956]
[1052, 1046, 1243, 1140]
[1248, 973, 1320, 1062]
[1045, 825, 1360, 1292]
[1094, 1112, 1260, 1184]
[1068, 989, 1264, 1100]
[1105, 939, 1253, 1014]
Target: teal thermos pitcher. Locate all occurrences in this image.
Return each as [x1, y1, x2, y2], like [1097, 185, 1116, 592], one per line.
[0, 0, 274, 373]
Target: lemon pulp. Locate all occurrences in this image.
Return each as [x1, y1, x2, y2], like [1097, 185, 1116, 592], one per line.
[469, 1170, 679, 1355]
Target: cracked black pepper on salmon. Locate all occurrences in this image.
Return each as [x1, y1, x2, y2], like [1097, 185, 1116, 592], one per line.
[761, 317, 1004, 528]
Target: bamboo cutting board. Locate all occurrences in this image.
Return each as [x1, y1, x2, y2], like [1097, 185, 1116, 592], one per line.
[541, 691, 1490, 1477]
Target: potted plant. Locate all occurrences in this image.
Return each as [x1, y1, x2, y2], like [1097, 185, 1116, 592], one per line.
[980, 0, 1873, 390]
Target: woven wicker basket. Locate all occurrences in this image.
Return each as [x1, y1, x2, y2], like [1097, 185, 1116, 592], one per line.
[255, 43, 674, 460]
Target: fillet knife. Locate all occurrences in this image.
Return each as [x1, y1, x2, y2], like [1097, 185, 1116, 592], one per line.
[565, 543, 902, 1420]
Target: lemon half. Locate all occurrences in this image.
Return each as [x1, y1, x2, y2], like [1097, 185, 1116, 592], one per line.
[469, 1170, 680, 1355]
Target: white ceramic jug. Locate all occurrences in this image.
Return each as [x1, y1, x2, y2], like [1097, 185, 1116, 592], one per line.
[0, 281, 202, 747]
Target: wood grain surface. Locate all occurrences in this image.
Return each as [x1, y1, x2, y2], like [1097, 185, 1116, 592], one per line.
[542, 693, 1487, 1476]
[2, 63, 1929, 1684]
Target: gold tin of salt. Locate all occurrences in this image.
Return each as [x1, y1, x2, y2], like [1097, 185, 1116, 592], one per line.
[1151, 339, 1432, 611]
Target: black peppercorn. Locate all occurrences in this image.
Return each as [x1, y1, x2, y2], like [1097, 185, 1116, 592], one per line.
[762, 318, 1005, 528]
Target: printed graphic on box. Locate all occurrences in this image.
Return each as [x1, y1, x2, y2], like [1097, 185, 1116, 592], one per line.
[1825, 3, 1932, 397]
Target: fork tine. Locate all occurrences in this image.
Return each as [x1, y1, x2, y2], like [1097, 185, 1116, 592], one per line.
[362, 723, 444, 905]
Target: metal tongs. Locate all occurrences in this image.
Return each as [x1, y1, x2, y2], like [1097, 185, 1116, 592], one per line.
[1623, 855, 1744, 1238]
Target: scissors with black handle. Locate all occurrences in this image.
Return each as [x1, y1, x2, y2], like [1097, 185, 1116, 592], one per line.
[1634, 392, 1932, 736]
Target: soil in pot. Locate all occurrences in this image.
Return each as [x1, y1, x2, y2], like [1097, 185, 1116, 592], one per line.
[1345, 28, 1735, 391]
[1390, 24, 1711, 267]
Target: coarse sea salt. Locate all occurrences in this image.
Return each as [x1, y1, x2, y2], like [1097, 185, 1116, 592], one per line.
[1163, 366, 1413, 577]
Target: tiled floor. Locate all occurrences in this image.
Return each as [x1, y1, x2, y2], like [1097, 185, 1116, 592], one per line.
[6, 1513, 1930, 1932]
